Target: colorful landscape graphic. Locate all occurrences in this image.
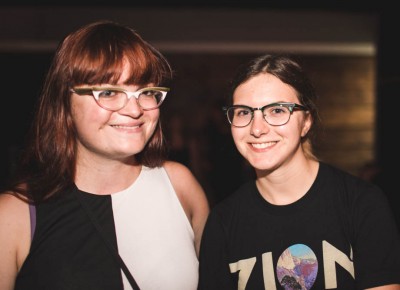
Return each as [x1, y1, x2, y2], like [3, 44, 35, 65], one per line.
[276, 244, 318, 290]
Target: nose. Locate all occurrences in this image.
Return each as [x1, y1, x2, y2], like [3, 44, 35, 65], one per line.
[117, 96, 143, 117]
[250, 110, 269, 137]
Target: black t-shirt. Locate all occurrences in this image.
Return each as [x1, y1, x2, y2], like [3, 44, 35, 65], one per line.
[198, 162, 400, 290]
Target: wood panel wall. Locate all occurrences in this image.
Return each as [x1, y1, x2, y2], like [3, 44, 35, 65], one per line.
[304, 56, 375, 175]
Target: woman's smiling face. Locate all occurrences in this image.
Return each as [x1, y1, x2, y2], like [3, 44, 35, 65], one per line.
[231, 73, 312, 172]
[70, 64, 160, 162]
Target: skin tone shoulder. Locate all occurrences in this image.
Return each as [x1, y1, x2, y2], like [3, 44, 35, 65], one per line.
[0, 193, 31, 290]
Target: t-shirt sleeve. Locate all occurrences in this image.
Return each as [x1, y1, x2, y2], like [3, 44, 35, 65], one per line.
[351, 184, 400, 288]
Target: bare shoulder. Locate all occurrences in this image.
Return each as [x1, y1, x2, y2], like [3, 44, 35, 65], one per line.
[0, 192, 31, 245]
[163, 160, 208, 200]
[0, 192, 30, 222]
[163, 160, 196, 182]
[163, 160, 209, 212]
[0, 192, 31, 271]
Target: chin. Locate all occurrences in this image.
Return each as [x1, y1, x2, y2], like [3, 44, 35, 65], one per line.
[113, 147, 144, 157]
[251, 160, 278, 172]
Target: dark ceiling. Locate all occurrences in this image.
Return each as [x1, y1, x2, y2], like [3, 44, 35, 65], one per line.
[0, 1, 387, 11]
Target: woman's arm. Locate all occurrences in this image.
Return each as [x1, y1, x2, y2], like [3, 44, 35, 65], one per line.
[0, 193, 31, 290]
[366, 285, 400, 290]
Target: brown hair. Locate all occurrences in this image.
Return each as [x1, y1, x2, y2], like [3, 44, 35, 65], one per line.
[8, 20, 173, 203]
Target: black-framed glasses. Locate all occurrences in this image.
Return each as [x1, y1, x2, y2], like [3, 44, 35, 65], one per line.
[71, 86, 170, 111]
[223, 102, 308, 127]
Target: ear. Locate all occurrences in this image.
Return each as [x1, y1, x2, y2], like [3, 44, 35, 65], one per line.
[301, 112, 312, 137]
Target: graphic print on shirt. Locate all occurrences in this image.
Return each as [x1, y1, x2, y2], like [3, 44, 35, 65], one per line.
[276, 244, 317, 290]
[229, 241, 354, 290]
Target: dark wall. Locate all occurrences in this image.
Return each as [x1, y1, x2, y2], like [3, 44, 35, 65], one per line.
[375, 10, 400, 227]
[0, 53, 52, 189]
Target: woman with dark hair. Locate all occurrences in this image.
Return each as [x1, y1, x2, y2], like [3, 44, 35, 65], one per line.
[198, 54, 400, 289]
[0, 20, 209, 290]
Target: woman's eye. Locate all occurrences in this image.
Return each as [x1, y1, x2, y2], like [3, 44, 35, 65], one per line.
[142, 90, 156, 96]
[237, 109, 250, 116]
[270, 107, 287, 115]
[99, 90, 117, 98]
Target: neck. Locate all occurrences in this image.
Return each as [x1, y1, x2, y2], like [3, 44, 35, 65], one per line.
[74, 154, 142, 195]
[255, 158, 319, 205]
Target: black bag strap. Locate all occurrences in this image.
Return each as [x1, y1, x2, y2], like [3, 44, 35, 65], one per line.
[75, 190, 141, 290]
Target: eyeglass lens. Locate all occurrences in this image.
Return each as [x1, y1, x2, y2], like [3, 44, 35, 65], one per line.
[227, 105, 292, 127]
[97, 89, 165, 110]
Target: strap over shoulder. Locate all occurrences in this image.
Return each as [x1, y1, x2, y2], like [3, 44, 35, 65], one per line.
[29, 204, 36, 241]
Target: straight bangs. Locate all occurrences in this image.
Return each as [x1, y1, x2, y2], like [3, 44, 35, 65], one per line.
[62, 22, 172, 87]
[122, 44, 172, 87]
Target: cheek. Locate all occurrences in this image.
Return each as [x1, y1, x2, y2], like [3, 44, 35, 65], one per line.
[72, 103, 111, 132]
[147, 120, 158, 136]
[150, 109, 160, 120]
[282, 122, 303, 140]
[147, 110, 160, 126]
[72, 94, 105, 119]
[231, 127, 242, 140]
[231, 128, 247, 148]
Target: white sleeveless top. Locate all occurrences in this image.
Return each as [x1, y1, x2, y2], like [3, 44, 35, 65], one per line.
[111, 166, 198, 290]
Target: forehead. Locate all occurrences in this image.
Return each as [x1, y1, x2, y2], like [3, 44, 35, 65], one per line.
[233, 73, 299, 105]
